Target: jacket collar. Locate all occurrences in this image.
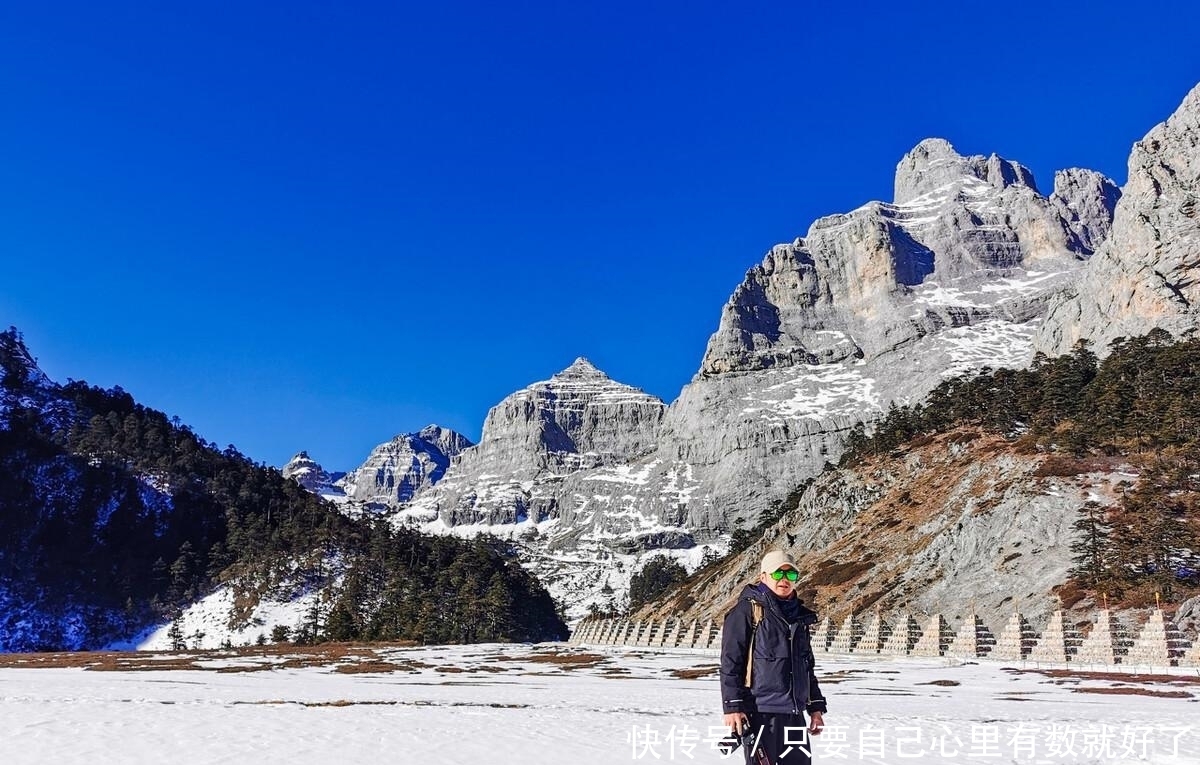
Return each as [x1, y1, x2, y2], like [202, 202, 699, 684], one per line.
[741, 582, 819, 625]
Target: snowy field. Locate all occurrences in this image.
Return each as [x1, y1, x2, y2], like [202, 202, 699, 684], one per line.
[3, 643, 1200, 764]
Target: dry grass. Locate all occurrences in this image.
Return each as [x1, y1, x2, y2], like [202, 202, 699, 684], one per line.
[1008, 667, 1200, 688]
[919, 679, 961, 687]
[671, 665, 718, 679]
[809, 560, 873, 587]
[1033, 454, 1122, 478]
[333, 660, 421, 675]
[520, 651, 607, 670]
[1072, 687, 1192, 699]
[0, 642, 426, 675]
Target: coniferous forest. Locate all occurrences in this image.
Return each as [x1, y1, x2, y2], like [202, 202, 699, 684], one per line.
[0, 328, 566, 652]
[842, 329, 1200, 605]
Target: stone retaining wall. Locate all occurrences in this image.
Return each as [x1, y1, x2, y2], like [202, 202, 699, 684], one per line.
[568, 609, 1198, 668]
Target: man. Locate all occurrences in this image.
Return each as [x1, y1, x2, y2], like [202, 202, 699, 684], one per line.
[720, 550, 827, 764]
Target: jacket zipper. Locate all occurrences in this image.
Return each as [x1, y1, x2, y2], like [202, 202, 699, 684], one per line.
[788, 620, 799, 714]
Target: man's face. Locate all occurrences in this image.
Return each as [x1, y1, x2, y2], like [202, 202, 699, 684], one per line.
[760, 565, 797, 598]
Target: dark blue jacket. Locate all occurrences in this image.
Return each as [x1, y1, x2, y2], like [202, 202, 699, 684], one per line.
[720, 583, 827, 716]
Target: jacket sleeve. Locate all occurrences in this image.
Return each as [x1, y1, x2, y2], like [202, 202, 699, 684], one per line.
[805, 653, 828, 715]
[719, 600, 752, 713]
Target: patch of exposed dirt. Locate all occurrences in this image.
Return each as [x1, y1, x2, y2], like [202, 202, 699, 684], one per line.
[0, 642, 428, 674]
[333, 660, 423, 675]
[519, 651, 608, 670]
[1007, 668, 1200, 687]
[670, 665, 718, 679]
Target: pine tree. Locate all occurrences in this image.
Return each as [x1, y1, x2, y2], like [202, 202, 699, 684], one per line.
[1069, 501, 1113, 590]
[167, 617, 187, 651]
[628, 557, 687, 611]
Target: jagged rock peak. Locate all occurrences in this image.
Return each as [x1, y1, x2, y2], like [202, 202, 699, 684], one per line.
[282, 451, 319, 475]
[1049, 168, 1121, 256]
[516, 357, 661, 406]
[1034, 80, 1200, 356]
[282, 451, 338, 494]
[894, 137, 1038, 204]
[551, 357, 608, 382]
[414, 424, 474, 456]
[337, 425, 473, 505]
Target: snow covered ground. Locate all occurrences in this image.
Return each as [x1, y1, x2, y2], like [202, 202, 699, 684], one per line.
[3, 643, 1199, 764]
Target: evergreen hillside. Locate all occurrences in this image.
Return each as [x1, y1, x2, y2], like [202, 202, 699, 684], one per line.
[842, 330, 1200, 605]
[0, 328, 565, 651]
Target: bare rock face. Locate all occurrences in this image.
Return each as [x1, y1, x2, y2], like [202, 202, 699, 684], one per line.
[1049, 168, 1122, 256]
[1036, 82, 1200, 356]
[660, 138, 1122, 534]
[406, 358, 667, 527]
[476, 358, 664, 472]
[894, 137, 1039, 205]
[282, 451, 341, 495]
[337, 425, 472, 506]
[700, 140, 1117, 377]
[386, 139, 1126, 620]
[637, 430, 1131, 633]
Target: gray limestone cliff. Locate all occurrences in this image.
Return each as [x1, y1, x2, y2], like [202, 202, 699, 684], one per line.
[664, 138, 1118, 535]
[700, 138, 1116, 376]
[406, 358, 667, 528]
[1036, 82, 1200, 356]
[392, 139, 1124, 619]
[337, 425, 473, 506]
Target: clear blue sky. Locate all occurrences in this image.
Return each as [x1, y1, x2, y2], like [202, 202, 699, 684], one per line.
[3, 1, 1199, 470]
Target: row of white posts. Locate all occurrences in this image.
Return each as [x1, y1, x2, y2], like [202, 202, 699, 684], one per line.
[569, 609, 1200, 668]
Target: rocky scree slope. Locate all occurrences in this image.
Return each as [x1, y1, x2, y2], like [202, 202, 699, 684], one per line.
[636, 429, 1135, 631]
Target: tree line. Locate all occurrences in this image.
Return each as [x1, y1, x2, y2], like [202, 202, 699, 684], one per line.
[0, 328, 565, 651]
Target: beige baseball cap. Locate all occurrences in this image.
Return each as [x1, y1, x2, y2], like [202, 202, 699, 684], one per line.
[760, 550, 797, 574]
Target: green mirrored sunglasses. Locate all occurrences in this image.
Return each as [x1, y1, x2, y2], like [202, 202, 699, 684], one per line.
[769, 568, 799, 582]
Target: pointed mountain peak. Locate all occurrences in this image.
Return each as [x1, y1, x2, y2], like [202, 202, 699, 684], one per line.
[551, 357, 609, 382]
[904, 137, 962, 164]
[283, 451, 322, 472]
[416, 424, 445, 441]
[895, 137, 1038, 204]
[414, 424, 474, 456]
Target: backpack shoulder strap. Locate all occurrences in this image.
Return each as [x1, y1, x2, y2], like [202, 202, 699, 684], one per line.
[743, 599, 764, 688]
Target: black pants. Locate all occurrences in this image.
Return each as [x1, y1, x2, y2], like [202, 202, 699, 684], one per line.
[744, 712, 812, 765]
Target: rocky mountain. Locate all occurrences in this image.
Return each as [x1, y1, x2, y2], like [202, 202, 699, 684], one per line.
[335, 425, 472, 507]
[281, 451, 345, 499]
[315, 83, 1200, 624]
[402, 358, 667, 526]
[1035, 82, 1200, 355]
[370, 134, 1120, 619]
